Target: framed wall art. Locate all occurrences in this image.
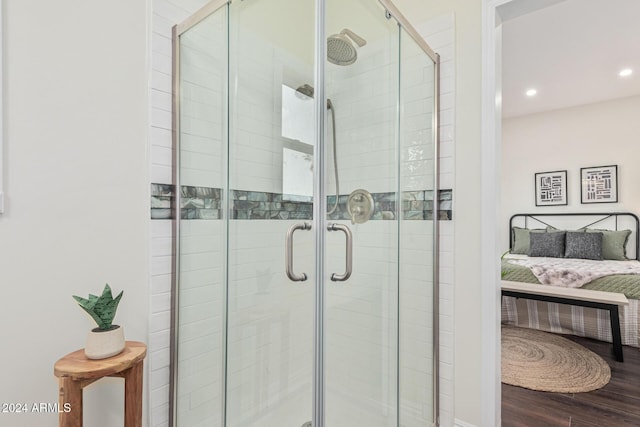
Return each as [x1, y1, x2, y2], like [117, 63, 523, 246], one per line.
[581, 165, 618, 204]
[535, 170, 567, 206]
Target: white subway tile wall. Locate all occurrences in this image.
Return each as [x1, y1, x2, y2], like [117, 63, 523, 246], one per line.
[325, 38, 398, 195]
[150, 1, 455, 426]
[150, 218, 177, 427]
[179, 8, 226, 190]
[176, 220, 225, 426]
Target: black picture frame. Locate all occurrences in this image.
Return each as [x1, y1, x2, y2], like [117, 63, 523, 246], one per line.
[535, 170, 568, 206]
[581, 165, 618, 204]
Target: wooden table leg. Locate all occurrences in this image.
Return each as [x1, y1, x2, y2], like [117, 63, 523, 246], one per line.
[123, 360, 144, 427]
[59, 376, 83, 427]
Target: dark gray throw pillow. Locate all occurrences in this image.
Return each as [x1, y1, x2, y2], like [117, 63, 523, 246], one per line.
[565, 231, 603, 260]
[528, 231, 566, 258]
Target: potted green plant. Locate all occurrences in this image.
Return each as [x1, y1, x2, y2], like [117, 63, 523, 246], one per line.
[73, 284, 125, 359]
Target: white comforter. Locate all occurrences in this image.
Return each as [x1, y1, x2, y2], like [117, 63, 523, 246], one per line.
[507, 256, 640, 288]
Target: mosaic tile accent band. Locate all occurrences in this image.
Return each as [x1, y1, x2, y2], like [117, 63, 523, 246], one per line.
[151, 184, 222, 220]
[327, 190, 453, 221]
[150, 184, 174, 220]
[231, 190, 312, 220]
[151, 184, 452, 221]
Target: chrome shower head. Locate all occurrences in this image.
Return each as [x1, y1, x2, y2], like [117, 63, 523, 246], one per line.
[327, 28, 367, 66]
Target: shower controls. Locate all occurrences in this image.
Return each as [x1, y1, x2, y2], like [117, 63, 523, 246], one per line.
[327, 223, 353, 282]
[285, 222, 311, 282]
[347, 189, 374, 224]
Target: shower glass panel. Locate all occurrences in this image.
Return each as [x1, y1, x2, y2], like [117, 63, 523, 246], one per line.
[398, 28, 438, 427]
[172, 1, 439, 426]
[174, 6, 228, 427]
[226, 0, 315, 425]
[324, 1, 400, 426]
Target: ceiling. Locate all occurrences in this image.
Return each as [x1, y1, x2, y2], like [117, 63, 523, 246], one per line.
[501, 0, 640, 118]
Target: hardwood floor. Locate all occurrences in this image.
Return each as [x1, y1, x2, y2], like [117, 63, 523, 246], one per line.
[502, 334, 640, 427]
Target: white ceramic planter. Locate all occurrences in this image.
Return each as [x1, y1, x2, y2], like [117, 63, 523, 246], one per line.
[84, 325, 125, 359]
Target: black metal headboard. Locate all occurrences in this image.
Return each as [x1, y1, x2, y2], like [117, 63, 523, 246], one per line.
[509, 212, 640, 261]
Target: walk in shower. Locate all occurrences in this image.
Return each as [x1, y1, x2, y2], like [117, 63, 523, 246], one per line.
[171, 0, 440, 426]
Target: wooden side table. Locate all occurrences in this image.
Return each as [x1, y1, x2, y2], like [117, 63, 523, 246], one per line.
[54, 341, 147, 427]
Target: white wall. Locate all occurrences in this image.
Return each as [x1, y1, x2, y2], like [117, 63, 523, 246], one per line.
[0, 1, 149, 426]
[501, 95, 640, 249]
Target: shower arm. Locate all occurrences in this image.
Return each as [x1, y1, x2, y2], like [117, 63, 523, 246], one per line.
[340, 28, 367, 47]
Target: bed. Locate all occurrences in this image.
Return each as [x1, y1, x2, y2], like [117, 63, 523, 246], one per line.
[501, 212, 640, 348]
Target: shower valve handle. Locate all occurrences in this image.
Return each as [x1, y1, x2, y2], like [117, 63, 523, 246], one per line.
[327, 223, 353, 281]
[285, 222, 311, 282]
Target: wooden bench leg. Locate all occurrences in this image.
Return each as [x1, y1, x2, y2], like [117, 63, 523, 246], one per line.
[124, 360, 144, 427]
[59, 376, 82, 427]
[609, 305, 624, 362]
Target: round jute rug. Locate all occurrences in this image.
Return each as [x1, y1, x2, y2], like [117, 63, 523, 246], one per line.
[502, 325, 611, 393]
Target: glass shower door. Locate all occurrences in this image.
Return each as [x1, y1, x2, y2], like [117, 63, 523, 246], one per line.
[173, 1, 438, 426]
[225, 0, 316, 426]
[323, 2, 439, 426]
[323, 1, 401, 426]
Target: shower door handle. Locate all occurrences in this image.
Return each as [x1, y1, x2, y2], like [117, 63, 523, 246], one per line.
[327, 223, 352, 281]
[285, 222, 311, 282]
